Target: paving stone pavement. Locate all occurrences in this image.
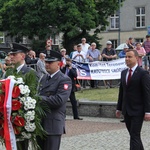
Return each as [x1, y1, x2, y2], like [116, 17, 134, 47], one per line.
[60, 116, 150, 150]
[0, 116, 150, 150]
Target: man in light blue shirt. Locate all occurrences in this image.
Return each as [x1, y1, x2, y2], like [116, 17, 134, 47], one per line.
[87, 42, 102, 88]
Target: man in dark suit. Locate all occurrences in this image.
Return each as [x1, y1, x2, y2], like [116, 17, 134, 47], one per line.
[61, 58, 82, 120]
[38, 50, 72, 150]
[116, 49, 150, 150]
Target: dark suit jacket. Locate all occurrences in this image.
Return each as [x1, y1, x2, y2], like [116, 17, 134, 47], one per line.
[61, 67, 77, 92]
[25, 55, 38, 65]
[117, 66, 150, 116]
[38, 71, 72, 135]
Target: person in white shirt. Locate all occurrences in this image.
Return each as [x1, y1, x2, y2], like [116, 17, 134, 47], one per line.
[80, 38, 90, 59]
[72, 45, 85, 62]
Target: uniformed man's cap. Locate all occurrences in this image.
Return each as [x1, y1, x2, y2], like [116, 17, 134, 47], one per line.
[45, 50, 62, 62]
[9, 42, 29, 54]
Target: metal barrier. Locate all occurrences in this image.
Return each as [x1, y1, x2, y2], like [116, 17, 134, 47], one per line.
[27, 64, 38, 71]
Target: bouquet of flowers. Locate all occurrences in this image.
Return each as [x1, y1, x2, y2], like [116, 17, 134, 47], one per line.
[0, 71, 48, 150]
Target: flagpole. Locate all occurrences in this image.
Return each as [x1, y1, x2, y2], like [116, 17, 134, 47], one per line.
[118, 0, 121, 45]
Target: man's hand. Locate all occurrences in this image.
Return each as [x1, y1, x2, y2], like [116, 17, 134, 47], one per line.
[68, 66, 72, 70]
[116, 110, 121, 118]
[144, 114, 150, 121]
[88, 56, 93, 61]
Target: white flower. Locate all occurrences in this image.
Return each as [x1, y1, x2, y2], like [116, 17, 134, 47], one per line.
[30, 115, 35, 121]
[19, 85, 28, 95]
[32, 99, 36, 104]
[21, 132, 31, 139]
[24, 111, 35, 122]
[27, 97, 32, 101]
[8, 75, 15, 79]
[23, 97, 36, 110]
[20, 97, 26, 102]
[29, 123, 36, 131]
[27, 89, 30, 93]
[28, 104, 33, 109]
[18, 84, 24, 89]
[25, 122, 36, 132]
[26, 110, 35, 116]
[16, 78, 24, 84]
[24, 101, 29, 106]
[24, 106, 28, 110]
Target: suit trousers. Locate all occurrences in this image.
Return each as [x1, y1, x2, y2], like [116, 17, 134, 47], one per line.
[69, 91, 79, 119]
[37, 135, 61, 150]
[124, 113, 144, 150]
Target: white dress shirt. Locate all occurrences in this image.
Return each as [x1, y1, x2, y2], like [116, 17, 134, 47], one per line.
[126, 64, 138, 84]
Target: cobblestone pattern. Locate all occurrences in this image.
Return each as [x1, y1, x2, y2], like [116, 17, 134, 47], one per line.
[60, 116, 150, 150]
[0, 116, 150, 150]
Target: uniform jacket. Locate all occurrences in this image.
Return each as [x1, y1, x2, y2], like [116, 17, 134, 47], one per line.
[20, 64, 34, 74]
[3, 64, 37, 78]
[38, 71, 72, 135]
[117, 66, 150, 116]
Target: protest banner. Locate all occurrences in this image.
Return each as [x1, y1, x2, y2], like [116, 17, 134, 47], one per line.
[72, 58, 127, 80]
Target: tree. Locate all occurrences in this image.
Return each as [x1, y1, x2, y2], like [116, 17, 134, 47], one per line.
[0, 0, 124, 52]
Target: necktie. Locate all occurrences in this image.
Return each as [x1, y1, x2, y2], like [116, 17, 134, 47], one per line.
[65, 68, 69, 75]
[47, 75, 51, 82]
[127, 69, 132, 85]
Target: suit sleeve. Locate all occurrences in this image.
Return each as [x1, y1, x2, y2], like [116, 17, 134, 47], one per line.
[141, 71, 150, 113]
[69, 68, 77, 78]
[116, 73, 123, 111]
[40, 77, 72, 109]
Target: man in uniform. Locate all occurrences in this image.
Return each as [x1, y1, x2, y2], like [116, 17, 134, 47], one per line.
[5, 42, 36, 77]
[38, 50, 72, 150]
[5, 43, 37, 150]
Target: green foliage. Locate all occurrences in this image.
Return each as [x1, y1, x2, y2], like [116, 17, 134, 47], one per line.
[31, 39, 46, 55]
[0, 0, 125, 52]
[3, 67, 50, 149]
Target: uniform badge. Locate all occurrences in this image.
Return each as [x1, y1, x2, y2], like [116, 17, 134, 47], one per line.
[64, 84, 68, 90]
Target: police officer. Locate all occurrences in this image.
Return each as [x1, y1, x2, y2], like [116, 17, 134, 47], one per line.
[37, 50, 72, 150]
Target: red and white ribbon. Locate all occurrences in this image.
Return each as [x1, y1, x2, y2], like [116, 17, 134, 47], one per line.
[2, 79, 17, 150]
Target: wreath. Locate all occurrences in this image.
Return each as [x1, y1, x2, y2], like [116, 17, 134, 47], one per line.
[0, 70, 49, 150]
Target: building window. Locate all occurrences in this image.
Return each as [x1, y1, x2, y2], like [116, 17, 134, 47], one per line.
[110, 40, 118, 49]
[135, 7, 145, 28]
[135, 38, 144, 44]
[110, 14, 119, 29]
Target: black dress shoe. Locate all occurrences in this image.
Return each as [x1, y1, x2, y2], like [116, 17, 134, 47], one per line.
[74, 117, 83, 120]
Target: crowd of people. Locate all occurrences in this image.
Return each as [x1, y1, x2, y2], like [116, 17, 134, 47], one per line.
[1, 36, 149, 87]
[1, 35, 150, 150]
